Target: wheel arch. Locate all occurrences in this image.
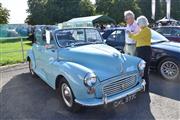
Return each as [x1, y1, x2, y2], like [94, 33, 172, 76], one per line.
[55, 75, 66, 89]
[26, 50, 36, 69]
[27, 56, 30, 61]
[156, 55, 172, 69]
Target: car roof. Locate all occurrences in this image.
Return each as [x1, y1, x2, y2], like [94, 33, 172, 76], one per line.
[62, 27, 94, 29]
[104, 27, 126, 31]
[156, 26, 180, 28]
[53, 27, 97, 33]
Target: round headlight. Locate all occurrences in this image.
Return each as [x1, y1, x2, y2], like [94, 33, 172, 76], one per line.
[84, 72, 97, 87]
[138, 60, 146, 71]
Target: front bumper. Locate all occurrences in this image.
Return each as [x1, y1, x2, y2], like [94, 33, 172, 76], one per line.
[75, 79, 146, 106]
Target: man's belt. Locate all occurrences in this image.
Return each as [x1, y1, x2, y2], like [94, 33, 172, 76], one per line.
[126, 43, 136, 45]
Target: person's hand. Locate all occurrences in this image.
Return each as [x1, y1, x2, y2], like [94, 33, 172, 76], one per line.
[126, 30, 131, 34]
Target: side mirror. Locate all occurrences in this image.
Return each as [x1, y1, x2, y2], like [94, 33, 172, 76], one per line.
[46, 30, 51, 44]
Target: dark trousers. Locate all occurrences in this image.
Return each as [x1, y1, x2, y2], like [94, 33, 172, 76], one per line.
[136, 46, 152, 90]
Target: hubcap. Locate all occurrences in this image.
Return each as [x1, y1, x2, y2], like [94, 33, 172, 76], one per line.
[161, 61, 179, 80]
[61, 83, 73, 107]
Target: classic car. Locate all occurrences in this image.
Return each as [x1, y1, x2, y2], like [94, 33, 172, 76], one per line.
[102, 27, 180, 81]
[154, 26, 180, 42]
[27, 27, 146, 112]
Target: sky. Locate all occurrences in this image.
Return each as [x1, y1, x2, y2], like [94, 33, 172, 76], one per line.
[0, 0, 96, 24]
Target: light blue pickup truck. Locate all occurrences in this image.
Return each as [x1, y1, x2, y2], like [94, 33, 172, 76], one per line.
[27, 27, 146, 112]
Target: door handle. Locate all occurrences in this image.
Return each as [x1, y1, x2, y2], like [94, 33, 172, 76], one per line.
[51, 49, 55, 52]
[49, 57, 55, 64]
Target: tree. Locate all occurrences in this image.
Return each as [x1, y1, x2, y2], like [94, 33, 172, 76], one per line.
[26, 0, 95, 25]
[155, 0, 164, 20]
[171, 0, 180, 20]
[0, 3, 10, 24]
[137, 0, 152, 22]
[26, 0, 47, 25]
[95, 0, 141, 23]
[96, 0, 112, 15]
[79, 0, 95, 17]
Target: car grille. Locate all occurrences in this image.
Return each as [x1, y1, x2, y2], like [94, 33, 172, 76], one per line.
[102, 75, 136, 96]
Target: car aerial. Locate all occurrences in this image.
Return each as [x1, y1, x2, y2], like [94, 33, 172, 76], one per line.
[27, 27, 146, 112]
[102, 27, 180, 81]
[154, 26, 180, 42]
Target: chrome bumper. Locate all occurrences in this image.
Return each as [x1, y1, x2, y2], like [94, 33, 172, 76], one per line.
[75, 79, 146, 106]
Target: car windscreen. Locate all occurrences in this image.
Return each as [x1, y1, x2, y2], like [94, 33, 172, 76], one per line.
[151, 29, 169, 43]
[55, 28, 103, 47]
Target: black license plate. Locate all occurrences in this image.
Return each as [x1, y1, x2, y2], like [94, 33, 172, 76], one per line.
[113, 94, 136, 107]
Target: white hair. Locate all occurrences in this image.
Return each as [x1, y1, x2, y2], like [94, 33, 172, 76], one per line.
[136, 16, 149, 27]
[124, 10, 135, 19]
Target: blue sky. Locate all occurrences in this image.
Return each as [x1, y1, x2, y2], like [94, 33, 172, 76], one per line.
[0, 0, 95, 24]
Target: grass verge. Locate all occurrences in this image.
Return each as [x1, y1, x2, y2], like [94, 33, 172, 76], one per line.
[0, 38, 32, 66]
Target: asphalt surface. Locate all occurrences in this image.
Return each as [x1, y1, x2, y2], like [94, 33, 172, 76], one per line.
[0, 63, 180, 120]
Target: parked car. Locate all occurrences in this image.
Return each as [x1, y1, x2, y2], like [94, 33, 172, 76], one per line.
[102, 27, 180, 81]
[27, 27, 146, 112]
[154, 26, 180, 42]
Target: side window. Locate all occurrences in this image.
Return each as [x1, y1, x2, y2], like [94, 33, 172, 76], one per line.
[116, 30, 125, 42]
[86, 29, 102, 42]
[72, 29, 85, 41]
[171, 28, 180, 36]
[107, 31, 116, 41]
[156, 28, 163, 34]
[160, 28, 171, 35]
[35, 29, 46, 45]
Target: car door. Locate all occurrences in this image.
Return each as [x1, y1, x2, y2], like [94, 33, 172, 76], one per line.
[115, 30, 125, 51]
[170, 28, 180, 42]
[106, 30, 119, 48]
[32, 28, 47, 79]
[39, 34, 58, 87]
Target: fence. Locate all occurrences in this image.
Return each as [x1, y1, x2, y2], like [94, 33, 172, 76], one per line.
[0, 37, 31, 66]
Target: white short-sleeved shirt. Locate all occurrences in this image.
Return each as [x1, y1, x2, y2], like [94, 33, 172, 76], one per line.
[125, 22, 140, 44]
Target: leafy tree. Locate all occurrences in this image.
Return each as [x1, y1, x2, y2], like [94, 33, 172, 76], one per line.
[26, 0, 95, 25]
[171, 0, 180, 20]
[155, 0, 164, 20]
[95, 0, 141, 23]
[79, 0, 95, 17]
[0, 3, 10, 24]
[137, 0, 152, 22]
[26, 0, 47, 25]
[96, 0, 112, 15]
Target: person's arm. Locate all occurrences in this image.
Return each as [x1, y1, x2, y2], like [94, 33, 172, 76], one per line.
[132, 25, 140, 34]
[128, 30, 144, 41]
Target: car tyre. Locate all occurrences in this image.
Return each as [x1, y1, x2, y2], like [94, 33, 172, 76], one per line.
[57, 78, 82, 112]
[158, 58, 180, 81]
[29, 59, 37, 77]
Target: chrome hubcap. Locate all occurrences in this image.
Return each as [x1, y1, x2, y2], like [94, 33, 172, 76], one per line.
[161, 61, 179, 80]
[61, 83, 73, 107]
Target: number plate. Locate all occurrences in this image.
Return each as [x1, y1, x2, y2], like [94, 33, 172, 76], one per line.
[114, 93, 136, 106]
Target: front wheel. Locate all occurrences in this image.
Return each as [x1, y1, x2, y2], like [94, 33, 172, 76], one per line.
[158, 58, 180, 81]
[57, 79, 82, 112]
[28, 60, 37, 77]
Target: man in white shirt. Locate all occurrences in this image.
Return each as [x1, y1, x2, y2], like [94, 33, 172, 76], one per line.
[124, 10, 140, 55]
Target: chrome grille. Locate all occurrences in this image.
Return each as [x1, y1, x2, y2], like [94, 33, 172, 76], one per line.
[103, 75, 136, 96]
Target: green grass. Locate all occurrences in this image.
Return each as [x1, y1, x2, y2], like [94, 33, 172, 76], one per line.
[0, 39, 32, 66]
